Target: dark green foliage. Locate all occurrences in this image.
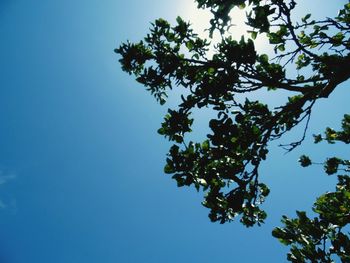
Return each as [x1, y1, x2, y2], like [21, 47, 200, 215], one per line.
[158, 109, 193, 143]
[117, 1, 350, 261]
[273, 175, 350, 262]
[313, 114, 350, 144]
[280, 116, 350, 262]
[299, 155, 311, 167]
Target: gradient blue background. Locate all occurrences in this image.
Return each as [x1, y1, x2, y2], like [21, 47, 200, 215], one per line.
[0, 1, 348, 262]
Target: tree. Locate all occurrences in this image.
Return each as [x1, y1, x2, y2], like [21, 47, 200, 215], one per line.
[116, 0, 350, 261]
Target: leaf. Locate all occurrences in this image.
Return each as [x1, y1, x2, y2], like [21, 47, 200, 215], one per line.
[259, 54, 269, 64]
[299, 155, 312, 167]
[164, 164, 174, 174]
[250, 31, 258, 40]
[186, 41, 194, 50]
[277, 44, 285, 52]
[238, 3, 246, 10]
[157, 127, 165, 135]
[301, 13, 311, 23]
[202, 140, 210, 151]
[324, 157, 342, 175]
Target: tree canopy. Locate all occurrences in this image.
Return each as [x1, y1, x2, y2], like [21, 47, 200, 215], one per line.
[116, 0, 350, 261]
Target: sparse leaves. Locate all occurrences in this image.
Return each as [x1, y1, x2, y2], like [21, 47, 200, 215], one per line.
[277, 116, 350, 262]
[273, 175, 350, 262]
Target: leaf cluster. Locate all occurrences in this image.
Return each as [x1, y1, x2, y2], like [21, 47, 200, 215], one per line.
[275, 116, 350, 262]
[116, 0, 350, 230]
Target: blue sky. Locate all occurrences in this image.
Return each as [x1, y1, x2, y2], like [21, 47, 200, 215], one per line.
[0, 0, 348, 262]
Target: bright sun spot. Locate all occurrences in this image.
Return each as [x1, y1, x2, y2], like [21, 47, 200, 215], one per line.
[180, 3, 249, 40]
[178, 1, 269, 55]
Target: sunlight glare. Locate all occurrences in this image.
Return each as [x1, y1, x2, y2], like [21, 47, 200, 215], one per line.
[178, 1, 269, 55]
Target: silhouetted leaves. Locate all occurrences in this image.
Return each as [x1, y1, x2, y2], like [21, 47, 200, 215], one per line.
[273, 175, 350, 262]
[299, 155, 311, 167]
[279, 116, 350, 262]
[117, 2, 350, 256]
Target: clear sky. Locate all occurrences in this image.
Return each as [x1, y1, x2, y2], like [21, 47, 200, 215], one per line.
[0, 0, 348, 262]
